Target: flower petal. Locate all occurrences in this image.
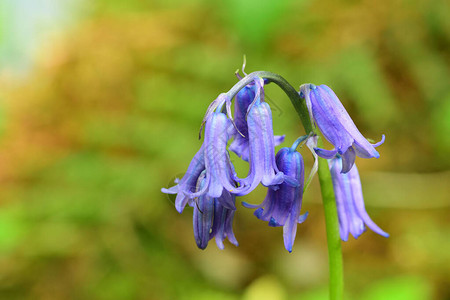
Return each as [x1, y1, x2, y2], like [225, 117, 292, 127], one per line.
[193, 195, 214, 250]
[210, 195, 239, 249]
[274, 135, 285, 146]
[372, 134, 385, 147]
[314, 148, 338, 159]
[341, 147, 356, 173]
[348, 165, 389, 238]
[329, 157, 388, 241]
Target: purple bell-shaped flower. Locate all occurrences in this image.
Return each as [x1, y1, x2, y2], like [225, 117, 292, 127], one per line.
[244, 146, 307, 252]
[329, 156, 389, 241]
[300, 84, 385, 173]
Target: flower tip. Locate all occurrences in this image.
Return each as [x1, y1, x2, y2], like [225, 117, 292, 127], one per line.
[284, 238, 294, 252]
[373, 134, 386, 148]
[340, 232, 349, 242]
[241, 201, 260, 209]
[376, 229, 389, 238]
[161, 187, 177, 194]
[340, 166, 351, 174]
[298, 212, 308, 223]
[196, 242, 208, 250]
[254, 208, 264, 219]
[216, 241, 225, 250]
[269, 217, 280, 227]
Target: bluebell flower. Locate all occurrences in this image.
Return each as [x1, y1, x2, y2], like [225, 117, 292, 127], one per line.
[201, 111, 246, 198]
[244, 147, 307, 252]
[230, 80, 284, 162]
[237, 79, 286, 195]
[162, 110, 245, 211]
[299, 84, 385, 173]
[193, 171, 238, 249]
[329, 156, 389, 241]
[161, 145, 205, 213]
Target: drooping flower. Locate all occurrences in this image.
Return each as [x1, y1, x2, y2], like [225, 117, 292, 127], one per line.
[329, 156, 389, 241]
[192, 171, 238, 250]
[230, 80, 284, 162]
[237, 79, 286, 195]
[244, 147, 307, 252]
[162, 110, 245, 209]
[299, 84, 385, 173]
[161, 145, 205, 213]
[201, 111, 246, 198]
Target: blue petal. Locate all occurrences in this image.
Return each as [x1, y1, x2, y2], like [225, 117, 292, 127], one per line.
[314, 148, 338, 159]
[162, 145, 206, 198]
[217, 189, 236, 210]
[242, 202, 261, 209]
[329, 157, 388, 241]
[269, 217, 281, 227]
[210, 196, 239, 249]
[274, 135, 285, 146]
[175, 193, 190, 213]
[193, 194, 214, 250]
[372, 134, 385, 147]
[340, 147, 356, 173]
[298, 212, 308, 223]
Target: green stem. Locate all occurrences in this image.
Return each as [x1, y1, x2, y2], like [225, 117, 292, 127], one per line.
[227, 71, 343, 300]
[317, 138, 344, 300]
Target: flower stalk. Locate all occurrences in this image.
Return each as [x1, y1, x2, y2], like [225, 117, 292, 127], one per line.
[317, 136, 344, 300]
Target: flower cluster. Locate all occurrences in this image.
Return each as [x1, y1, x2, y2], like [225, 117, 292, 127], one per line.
[162, 72, 388, 252]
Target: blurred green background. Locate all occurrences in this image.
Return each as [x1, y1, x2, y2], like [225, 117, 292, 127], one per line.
[0, 0, 449, 299]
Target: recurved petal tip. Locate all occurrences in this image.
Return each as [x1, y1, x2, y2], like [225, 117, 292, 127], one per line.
[315, 148, 338, 159]
[366, 221, 390, 238]
[373, 134, 386, 148]
[274, 135, 286, 146]
[298, 212, 308, 223]
[242, 201, 261, 209]
[161, 186, 178, 194]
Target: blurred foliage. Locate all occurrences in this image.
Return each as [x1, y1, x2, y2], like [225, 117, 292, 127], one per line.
[0, 0, 449, 299]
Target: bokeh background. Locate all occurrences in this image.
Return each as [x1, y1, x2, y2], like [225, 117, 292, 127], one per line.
[0, 0, 449, 299]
